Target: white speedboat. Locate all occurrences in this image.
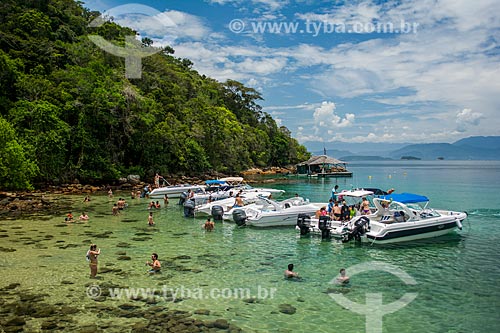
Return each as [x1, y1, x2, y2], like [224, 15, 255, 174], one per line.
[191, 179, 241, 205]
[194, 191, 271, 216]
[190, 177, 285, 204]
[149, 184, 205, 199]
[231, 196, 326, 227]
[298, 193, 467, 244]
[236, 184, 285, 198]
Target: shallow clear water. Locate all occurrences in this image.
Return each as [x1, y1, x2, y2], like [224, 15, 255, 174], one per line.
[1, 161, 499, 332]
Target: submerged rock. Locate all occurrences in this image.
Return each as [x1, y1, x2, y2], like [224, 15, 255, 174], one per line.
[278, 303, 296, 315]
[0, 247, 16, 252]
[172, 255, 191, 260]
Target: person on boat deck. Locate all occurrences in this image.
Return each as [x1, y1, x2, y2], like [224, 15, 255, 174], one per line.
[381, 201, 390, 213]
[154, 173, 161, 188]
[146, 253, 161, 273]
[349, 205, 357, 219]
[361, 197, 371, 215]
[332, 202, 342, 220]
[315, 206, 328, 219]
[331, 185, 339, 201]
[327, 198, 334, 214]
[233, 194, 244, 208]
[187, 189, 194, 200]
[340, 201, 350, 221]
[284, 263, 299, 278]
[337, 268, 349, 284]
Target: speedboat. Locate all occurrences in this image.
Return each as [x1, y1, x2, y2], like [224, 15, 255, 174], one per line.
[194, 191, 271, 216]
[187, 177, 285, 204]
[149, 183, 205, 199]
[236, 184, 285, 198]
[298, 192, 467, 244]
[191, 179, 241, 205]
[231, 196, 326, 227]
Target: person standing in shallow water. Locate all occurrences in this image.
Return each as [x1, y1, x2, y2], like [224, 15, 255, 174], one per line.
[148, 212, 155, 226]
[146, 253, 161, 273]
[87, 244, 100, 278]
[203, 218, 214, 231]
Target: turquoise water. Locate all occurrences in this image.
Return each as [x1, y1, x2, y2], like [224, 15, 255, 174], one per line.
[1, 161, 499, 332]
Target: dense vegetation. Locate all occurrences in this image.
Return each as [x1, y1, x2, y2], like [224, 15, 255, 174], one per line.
[0, 0, 309, 189]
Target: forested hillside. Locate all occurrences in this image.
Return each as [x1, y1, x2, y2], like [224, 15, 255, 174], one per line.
[0, 0, 309, 189]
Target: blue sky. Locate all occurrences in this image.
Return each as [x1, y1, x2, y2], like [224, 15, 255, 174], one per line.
[83, 0, 500, 148]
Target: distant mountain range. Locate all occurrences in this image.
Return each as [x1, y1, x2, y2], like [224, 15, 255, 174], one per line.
[312, 136, 500, 161]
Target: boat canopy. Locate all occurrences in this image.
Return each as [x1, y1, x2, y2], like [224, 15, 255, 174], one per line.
[205, 179, 227, 185]
[379, 192, 429, 203]
[337, 190, 374, 198]
[219, 177, 244, 184]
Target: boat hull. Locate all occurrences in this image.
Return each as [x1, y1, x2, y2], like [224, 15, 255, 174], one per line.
[363, 219, 463, 244]
[149, 185, 205, 199]
[246, 208, 321, 227]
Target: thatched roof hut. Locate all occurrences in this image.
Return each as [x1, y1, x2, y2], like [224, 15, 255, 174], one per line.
[296, 155, 351, 177]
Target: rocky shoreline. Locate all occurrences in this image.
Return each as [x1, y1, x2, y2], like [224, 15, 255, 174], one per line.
[0, 167, 293, 217]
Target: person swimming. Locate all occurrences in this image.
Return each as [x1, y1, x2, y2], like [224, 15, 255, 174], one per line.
[337, 268, 350, 284]
[146, 253, 161, 273]
[284, 263, 299, 278]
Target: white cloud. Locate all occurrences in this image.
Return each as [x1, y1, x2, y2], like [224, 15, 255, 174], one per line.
[313, 101, 355, 129]
[456, 108, 484, 132]
[207, 0, 287, 11]
[129, 0, 500, 143]
[108, 9, 210, 44]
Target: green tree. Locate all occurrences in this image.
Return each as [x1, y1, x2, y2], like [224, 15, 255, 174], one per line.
[0, 116, 38, 189]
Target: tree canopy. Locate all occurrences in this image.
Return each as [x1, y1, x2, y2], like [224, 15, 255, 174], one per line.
[0, 0, 310, 189]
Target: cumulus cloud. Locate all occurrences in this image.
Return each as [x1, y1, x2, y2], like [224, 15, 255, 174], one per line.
[207, 0, 287, 11]
[127, 0, 499, 143]
[456, 108, 484, 132]
[313, 102, 355, 128]
[106, 9, 210, 44]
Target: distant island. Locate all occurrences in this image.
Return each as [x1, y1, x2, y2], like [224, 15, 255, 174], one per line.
[340, 156, 393, 161]
[317, 136, 500, 161]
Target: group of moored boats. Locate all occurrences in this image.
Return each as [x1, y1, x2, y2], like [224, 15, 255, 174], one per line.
[150, 179, 468, 245]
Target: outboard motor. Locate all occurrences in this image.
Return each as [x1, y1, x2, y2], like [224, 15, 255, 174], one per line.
[318, 215, 331, 239]
[296, 214, 312, 235]
[342, 216, 370, 243]
[232, 209, 247, 226]
[183, 199, 195, 218]
[178, 192, 188, 205]
[211, 205, 224, 221]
